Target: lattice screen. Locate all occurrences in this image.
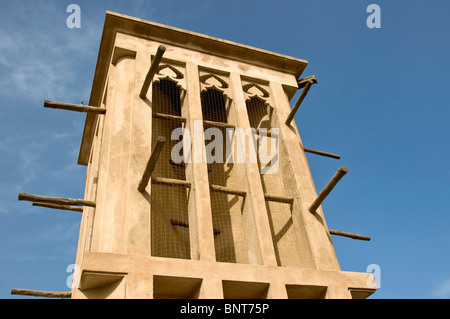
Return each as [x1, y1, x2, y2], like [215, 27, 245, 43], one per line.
[200, 72, 249, 264]
[149, 68, 303, 266]
[244, 84, 303, 268]
[151, 77, 191, 259]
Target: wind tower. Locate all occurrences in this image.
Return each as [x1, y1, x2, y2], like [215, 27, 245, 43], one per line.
[16, 11, 376, 299]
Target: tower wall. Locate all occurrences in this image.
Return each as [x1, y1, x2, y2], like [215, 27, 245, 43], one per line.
[72, 12, 376, 299]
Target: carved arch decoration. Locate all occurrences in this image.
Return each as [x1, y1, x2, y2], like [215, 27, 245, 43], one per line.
[242, 83, 270, 102]
[242, 80, 274, 130]
[154, 62, 186, 91]
[199, 71, 232, 100]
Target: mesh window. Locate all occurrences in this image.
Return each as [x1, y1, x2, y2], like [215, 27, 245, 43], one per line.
[201, 89, 228, 123]
[201, 87, 248, 264]
[151, 79, 191, 259]
[246, 96, 303, 267]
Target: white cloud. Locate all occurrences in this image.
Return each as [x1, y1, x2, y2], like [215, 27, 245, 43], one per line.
[432, 278, 450, 299]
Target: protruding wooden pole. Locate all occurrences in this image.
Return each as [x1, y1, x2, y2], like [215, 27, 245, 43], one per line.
[297, 75, 317, 88]
[138, 136, 166, 192]
[309, 166, 348, 214]
[203, 120, 236, 129]
[329, 229, 371, 241]
[139, 45, 166, 99]
[11, 288, 71, 299]
[32, 202, 83, 212]
[18, 193, 96, 207]
[153, 112, 187, 123]
[210, 184, 247, 197]
[170, 219, 221, 236]
[152, 177, 192, 188]
[303, 147, 341, 160]
[264, 193, 294, 204]
[286, 78, 316, 126]
[44, 100, 106, 114]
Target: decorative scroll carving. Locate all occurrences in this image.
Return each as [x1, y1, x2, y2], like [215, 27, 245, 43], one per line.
[242, 83, 270, 103]
[154, 62, 186, 90]
[242, 80, 273, 130]
[199, 71, 232, 99]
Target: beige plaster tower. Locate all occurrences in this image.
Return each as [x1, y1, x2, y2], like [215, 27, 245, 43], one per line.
[16, 11, 377, 299]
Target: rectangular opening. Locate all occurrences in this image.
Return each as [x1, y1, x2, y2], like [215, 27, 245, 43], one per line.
[210, 191, 248, 264]
[151, 78, 191, 259]
[153, 275, 202, 299]
[285, 284, 327, 299]
[244, 84, 303, 268]
[200, 71, 251, 265]
[151, 183, 191, 259]
[222, 280, 269, 299]
[265, 201, 302, 267]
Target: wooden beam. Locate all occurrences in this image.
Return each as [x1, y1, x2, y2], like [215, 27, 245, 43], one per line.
[303, 147, 341, 160]
[256, 128, 278, 137]
[308, 166, 348, 214]
[139, 45, 166, 99]
[151, 177, 192, 188]
[203, 120, 236, 129]
[170, 219, 221, 236]
[329, 229, 371, 241]
[32, 202, 83, 212]
[298, 75, 317, 88]
[18, 193, 96, 207]
[169, 159, 186, 168]
[286, 79, 315, 126]
[264, 193, 294, 204]
[170, 219, 189, 228]
[210, 184, 246, 197]
[138, 136, 166, 192]
[11, 288, 71, 299]
[153, 112, 186, 122]
[44, 100, 106, 114]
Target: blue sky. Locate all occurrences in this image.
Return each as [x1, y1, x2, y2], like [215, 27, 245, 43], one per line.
[1, 0, 449, 299]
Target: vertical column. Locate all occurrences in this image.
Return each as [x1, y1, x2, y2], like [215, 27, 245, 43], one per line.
[90, 53, 136, 254]
[75, 92, 107, 273]
[229, 73, 278, 267]
[125, 48, 153, 255]
[270, 81, 340, 271]
[89, 65, 114, 253]
[267, 282, 288, 299]
[185, 61, 216, 261]
[86, 113, 106, 253]
[127, 271, 154, 299]
[180, 80, 199, 261]
[198, 277, 224, 299]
